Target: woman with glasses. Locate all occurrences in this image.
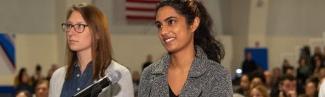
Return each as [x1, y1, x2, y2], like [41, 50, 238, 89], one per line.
[138, 0, 232, 97]
[49, 3, 134, 97]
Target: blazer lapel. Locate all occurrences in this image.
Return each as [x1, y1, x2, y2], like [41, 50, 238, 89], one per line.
[150, 74, 169, 97]
[180, 77, 203, 97]
[149, 54, 170, 97]
[180, 47, 209, 97]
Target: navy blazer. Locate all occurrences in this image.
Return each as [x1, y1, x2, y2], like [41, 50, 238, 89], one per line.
[138, 47, 233, 97]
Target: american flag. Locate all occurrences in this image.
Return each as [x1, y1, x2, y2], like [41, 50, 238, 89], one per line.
[125, 0, 160, 21]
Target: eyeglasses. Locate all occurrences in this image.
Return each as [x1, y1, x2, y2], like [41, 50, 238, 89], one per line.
[61, 23, 88, 33]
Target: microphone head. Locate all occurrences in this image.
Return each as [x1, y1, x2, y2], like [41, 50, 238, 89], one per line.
[107, 70, 121, 84]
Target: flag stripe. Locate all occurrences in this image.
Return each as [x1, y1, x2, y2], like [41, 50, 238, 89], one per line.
[126, 11, 155, 18]
[127, 16, 156, 20]
[126, 0, 159, 21]
[126, 7, 156, 12]
[126, 0, 159, 3]
[126, 2, 157, 9]
[126, 10, 155, 15]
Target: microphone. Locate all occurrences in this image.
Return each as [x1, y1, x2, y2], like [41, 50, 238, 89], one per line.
[73, 71, 121, 97]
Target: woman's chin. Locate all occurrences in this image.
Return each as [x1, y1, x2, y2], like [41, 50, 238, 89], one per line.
[164, 47, 178, 54]
[69, 46, 80, 51]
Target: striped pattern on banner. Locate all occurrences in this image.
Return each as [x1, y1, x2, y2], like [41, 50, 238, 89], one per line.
[125, 0, 160, 20]
[0, 33, 15, 73]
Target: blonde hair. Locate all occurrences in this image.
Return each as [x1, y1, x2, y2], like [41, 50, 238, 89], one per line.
[249, 85, 269, 97]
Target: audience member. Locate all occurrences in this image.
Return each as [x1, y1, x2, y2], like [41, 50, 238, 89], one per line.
[282, 59, 292, 74]
[318, 67, 325, 81]
[297, 57, 312, 94]
[311, 46, 323, 72]
[264, 71, 273, 89]
[141, 54, 153, 71]
[311, 46, 322, 63]
[31, 64, 44, 93]
[300, 46, 311, 66]
[299, 78, 318, 97]
[250, 74, 266, 89]
[46, 64, 58, 80]
[278, 75, 297, 97]
[311, 55, 323, 75]
[132, 71, 140, 97]
[15, 90, 32, 97]
[284, 66, 295, 77]
[249, 85, 269, 97]
[235, 74, 250, 97]
[35, 80, 49, 97]
[272, 67, 282, 84]
[270, 67, 282, 97]
[15, 68, 33, 94]
[242, 52, 258, 76]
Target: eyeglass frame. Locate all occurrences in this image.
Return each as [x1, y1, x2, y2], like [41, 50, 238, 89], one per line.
[61, 23, 89, 33]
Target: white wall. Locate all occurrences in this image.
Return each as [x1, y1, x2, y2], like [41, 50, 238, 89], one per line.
[218, 35, 233, 72]
[267, 36, 312, 69]
[221, 0, 251, 73]
[265, 0, 325, 69]
[110, 34, 165, 72]
[202, 0, 223, 34]
[267, 0, 325, 37]
[0, 33, 59, 85]
[0, 0, 56, 33]
[247, 0, 269, 47]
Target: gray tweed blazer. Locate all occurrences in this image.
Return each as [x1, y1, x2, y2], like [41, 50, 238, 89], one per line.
[138, 47, 233, 97]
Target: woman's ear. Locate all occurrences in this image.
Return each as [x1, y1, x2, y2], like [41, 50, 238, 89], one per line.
[190, 17, 200, 33]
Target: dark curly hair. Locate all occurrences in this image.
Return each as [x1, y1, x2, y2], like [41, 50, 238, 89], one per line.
[156, 0, 225, 63]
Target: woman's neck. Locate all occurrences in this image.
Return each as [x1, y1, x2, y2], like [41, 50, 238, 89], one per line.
[169, 44, 195, 71]
[77, 48, 92, 73]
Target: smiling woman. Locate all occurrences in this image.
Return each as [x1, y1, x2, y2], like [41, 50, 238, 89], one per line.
[138, 0, 232, 97]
